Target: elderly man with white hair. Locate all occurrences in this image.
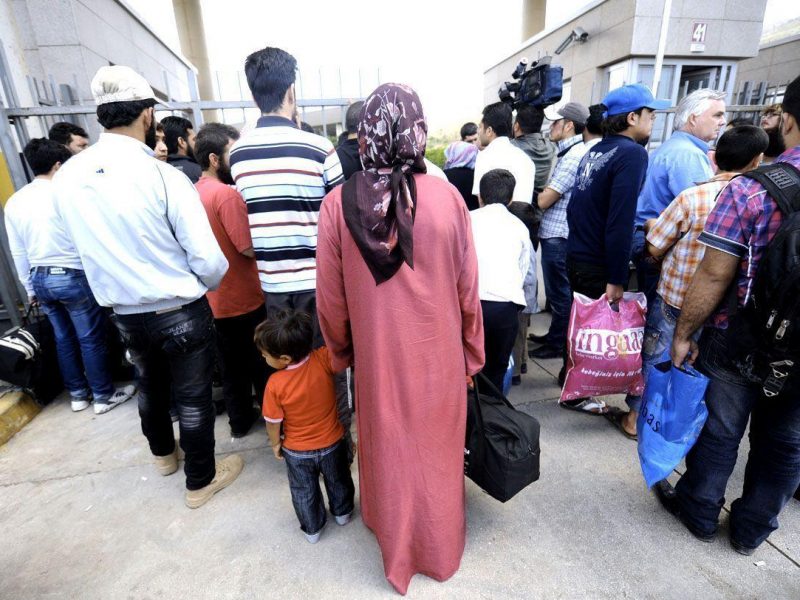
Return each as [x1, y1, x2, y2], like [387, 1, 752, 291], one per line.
[632, 88, 727, 305]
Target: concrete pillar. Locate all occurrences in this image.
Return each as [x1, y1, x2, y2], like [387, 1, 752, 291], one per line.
[522, 0, 547, 42]
[171, 0, 217, 122]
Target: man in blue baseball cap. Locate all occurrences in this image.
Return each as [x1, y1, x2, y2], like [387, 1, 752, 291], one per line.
[561, 84, 669, 427]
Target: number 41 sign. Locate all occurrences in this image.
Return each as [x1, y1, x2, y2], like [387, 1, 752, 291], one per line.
[691, 22, 707, 52]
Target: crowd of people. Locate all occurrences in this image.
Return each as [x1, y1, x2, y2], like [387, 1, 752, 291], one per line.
[3, 43, 800, 595]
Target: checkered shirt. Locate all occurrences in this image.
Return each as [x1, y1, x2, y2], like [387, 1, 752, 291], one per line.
[539, 136, 599, 239]
[697, 146, 800, 328]
[647, 174, 736, 309]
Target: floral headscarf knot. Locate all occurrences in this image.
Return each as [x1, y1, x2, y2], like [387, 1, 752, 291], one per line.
[342, 83, 428, 285]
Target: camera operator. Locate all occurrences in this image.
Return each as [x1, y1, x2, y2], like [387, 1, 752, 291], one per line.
[511, 105, 554, 195]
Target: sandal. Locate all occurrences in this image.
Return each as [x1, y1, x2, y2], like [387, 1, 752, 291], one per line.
[604, 409, 638, 440]
[559, 398, 609, 415]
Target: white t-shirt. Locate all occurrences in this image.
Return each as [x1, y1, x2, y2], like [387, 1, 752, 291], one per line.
[4, 178, 83, 296]
[472, 136, 536, 204]
[470, 203, 531, 306]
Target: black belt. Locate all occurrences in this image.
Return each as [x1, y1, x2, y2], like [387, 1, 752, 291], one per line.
[32, 266, 83, 275]
[634, 225, 645, 232]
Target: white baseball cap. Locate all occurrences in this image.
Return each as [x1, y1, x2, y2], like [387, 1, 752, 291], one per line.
[91, 65, 156, 105]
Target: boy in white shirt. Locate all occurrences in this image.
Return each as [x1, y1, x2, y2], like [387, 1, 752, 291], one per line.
[470, 169, 532, 391]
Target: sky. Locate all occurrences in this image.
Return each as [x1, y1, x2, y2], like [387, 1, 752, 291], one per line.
[127, 0, 799, 138]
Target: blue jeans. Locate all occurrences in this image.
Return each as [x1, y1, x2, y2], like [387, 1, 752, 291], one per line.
[675, 327, 800, 549]
[540, 237, 571, 349]
[283, 438, 355, 535]
[625, 295, 685, 413]
[31, 267, 114, 402]
[111, 298, 217, 490]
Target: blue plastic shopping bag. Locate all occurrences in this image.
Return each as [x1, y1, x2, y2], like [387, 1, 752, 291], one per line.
[637, 360, 710, 488]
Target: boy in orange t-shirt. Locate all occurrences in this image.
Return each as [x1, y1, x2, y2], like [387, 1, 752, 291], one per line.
[255, 309, 355, 544]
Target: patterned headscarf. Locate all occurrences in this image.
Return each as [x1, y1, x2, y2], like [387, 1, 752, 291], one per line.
[444, 141, 478, 169]
[341, 83, 428, 285]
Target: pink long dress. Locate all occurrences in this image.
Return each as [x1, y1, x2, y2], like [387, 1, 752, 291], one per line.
[316, 173, 484, 595]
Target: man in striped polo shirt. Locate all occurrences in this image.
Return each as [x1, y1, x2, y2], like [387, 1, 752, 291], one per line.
[231, 48, 352, 447]
[231, 47, 343, 320]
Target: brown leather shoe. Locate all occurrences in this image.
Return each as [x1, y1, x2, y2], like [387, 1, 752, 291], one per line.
[185, 454, 244, 509]
[154, 447, 179, 476]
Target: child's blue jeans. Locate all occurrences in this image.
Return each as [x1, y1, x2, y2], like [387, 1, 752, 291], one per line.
[282, 438, 355, 535]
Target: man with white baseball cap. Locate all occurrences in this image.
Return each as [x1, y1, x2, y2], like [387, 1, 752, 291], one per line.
[528, 101, 600, 362]
[52, 65, 240, 509]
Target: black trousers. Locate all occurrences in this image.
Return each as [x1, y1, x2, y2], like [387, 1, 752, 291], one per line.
[215, 305, 268, 434]
[112, 298, 216, 490]
[480, 300, 521, 392]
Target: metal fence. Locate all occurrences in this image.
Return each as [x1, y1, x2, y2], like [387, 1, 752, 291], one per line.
[0, 58, 356, 327]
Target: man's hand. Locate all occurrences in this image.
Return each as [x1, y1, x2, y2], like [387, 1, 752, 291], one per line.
[271, 443, 283, 460]
[605, 283, 624, 304]
[466, 375, 474, 389]
[671, 336, 699, 368]
[28, 296, 39, 308]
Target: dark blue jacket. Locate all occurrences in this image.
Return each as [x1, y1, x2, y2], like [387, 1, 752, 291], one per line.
[566, 135, 649, 285]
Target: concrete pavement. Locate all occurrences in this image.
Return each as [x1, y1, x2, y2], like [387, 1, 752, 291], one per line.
[0, 313, 798, 599]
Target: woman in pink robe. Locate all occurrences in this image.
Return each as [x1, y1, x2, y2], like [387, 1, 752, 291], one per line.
[316, 83, 484, 595]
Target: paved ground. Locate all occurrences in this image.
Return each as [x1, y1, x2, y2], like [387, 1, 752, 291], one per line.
[1, 312, 798, 599]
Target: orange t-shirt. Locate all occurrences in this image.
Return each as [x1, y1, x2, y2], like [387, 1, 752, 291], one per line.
[262, 347, 344, 451]
[196, 176, 264, 319]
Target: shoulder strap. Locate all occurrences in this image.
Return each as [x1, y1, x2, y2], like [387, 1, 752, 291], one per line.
[556, 140, 581, 158]
[737, 163, 800, 216]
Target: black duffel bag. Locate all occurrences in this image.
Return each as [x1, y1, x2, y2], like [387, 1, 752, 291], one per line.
[0, 305, 63, 404]
[465, 373, 540, 502]
[0, 321, 39, 387]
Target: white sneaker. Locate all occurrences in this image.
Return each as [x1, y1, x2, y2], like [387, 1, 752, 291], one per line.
[71, 399, 90, 412]
[93, 384, 136, 415]
[334, 512, 352, 526]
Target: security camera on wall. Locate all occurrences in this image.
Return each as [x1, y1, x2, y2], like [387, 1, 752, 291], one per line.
[555, 27, 590, 55]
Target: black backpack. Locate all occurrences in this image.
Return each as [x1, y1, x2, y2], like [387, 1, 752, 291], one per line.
[729, 162, 800, 399]
[464, 374, 540, 502]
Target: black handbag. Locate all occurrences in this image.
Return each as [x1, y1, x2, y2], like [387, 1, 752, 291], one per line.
[465, 374, 540, 502]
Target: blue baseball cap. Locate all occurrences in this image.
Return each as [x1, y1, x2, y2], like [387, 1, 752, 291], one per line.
[602, 84, 671, 117]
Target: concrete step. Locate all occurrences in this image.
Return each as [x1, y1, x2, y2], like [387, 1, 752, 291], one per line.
[0, 390, 40, 446]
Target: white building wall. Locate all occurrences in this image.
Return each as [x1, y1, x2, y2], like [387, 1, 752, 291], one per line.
[1, 0, 195, 140]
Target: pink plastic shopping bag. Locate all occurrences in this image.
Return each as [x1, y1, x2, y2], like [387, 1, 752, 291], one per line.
[560, 292, 647, 402]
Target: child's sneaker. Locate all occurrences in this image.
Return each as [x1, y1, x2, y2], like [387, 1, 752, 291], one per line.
[304, 530, 322, 544]
[93, 384, 136, 415]
[334, 512, 352, 526]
